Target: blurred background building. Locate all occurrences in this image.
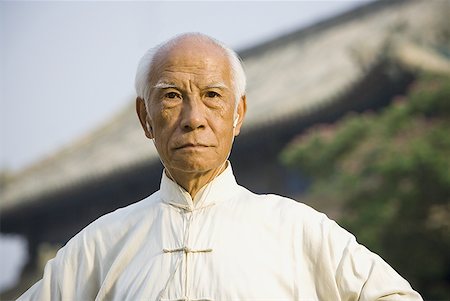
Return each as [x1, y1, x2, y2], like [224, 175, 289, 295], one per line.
[1, 0, 449, 299]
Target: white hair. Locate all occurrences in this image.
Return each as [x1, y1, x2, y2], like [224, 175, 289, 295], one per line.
[135, 33, 246, 111]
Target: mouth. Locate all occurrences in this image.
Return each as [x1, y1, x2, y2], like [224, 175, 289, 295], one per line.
[174, 143, 210, 150]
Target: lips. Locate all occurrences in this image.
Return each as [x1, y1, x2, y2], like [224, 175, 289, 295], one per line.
[174, 143, 210, 150]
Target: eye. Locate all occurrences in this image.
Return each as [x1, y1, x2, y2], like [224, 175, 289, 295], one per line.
[206, 91, 221, 98]
[164, 91, 181, 99]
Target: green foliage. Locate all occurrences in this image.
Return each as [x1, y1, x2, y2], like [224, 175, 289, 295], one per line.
[281, 73, 450, 299]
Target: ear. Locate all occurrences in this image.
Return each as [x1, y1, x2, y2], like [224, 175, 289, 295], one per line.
[136, 97, 154, 139]
[233, 95, 247, 136]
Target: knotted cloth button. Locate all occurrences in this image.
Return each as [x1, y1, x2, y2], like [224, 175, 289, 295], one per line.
[163, 247, 213, 253]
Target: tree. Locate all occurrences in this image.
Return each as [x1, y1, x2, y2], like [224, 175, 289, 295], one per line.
[280, 73, 450, 299]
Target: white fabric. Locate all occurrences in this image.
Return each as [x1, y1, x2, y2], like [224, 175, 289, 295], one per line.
[18, 164, 422, 301]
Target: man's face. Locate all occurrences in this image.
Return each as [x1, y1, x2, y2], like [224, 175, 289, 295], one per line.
[138, 40, 245, 175]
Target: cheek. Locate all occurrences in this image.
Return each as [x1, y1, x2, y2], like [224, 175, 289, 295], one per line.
[160, 108, 172, 122]
[216, 122, 235, 149]
[154, 106, 180, 128]
[217, 100, 234, 117]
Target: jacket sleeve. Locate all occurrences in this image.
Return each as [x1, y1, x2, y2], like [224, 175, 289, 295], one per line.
[16, 255, 62, 301]
[16, 228, 101, 301]
[312, 215, 423, 301]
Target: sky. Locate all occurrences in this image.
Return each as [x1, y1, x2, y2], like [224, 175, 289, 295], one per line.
[0, 0, 371, 293]
[0, 1, 371, 173]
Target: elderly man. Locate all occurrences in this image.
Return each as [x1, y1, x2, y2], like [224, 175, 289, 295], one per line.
[18, 33, 422, 301]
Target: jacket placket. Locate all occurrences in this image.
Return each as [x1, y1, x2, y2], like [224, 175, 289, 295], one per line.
[159, 204, 214, 301]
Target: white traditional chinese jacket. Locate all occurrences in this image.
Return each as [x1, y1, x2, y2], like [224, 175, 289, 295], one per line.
[18, 164, 422, 301]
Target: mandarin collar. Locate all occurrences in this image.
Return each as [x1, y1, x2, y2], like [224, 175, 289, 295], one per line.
[159, 162, 238, 211]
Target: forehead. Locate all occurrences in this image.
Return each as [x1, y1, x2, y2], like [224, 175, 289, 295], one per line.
[150, 40, 232, 86]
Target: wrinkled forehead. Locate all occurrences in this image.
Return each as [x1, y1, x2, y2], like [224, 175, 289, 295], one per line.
[149, 39, 233, 86]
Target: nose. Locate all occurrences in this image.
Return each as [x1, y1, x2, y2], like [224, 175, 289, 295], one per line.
[180, 97, 206, 131]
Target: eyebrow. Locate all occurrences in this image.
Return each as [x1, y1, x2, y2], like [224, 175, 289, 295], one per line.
[205, 82, 229, 90]
[153, 82, 178, 89]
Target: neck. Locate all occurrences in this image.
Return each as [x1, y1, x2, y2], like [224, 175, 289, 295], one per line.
[166, 162, 227, 199]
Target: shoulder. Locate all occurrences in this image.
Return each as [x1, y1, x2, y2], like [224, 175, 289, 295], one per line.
[234, 185, 353, 244]
[236, 185, 327, 223]
[28, 191, 164, 297]
[243, 189, 357, 256]
[63, 190, 163, 255]
[91, 191, 162, 232]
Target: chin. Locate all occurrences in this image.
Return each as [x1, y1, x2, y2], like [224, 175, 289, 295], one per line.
[170, 157, 224, 174]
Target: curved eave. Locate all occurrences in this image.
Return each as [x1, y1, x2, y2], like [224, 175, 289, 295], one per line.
[1, 0, 447, 213]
